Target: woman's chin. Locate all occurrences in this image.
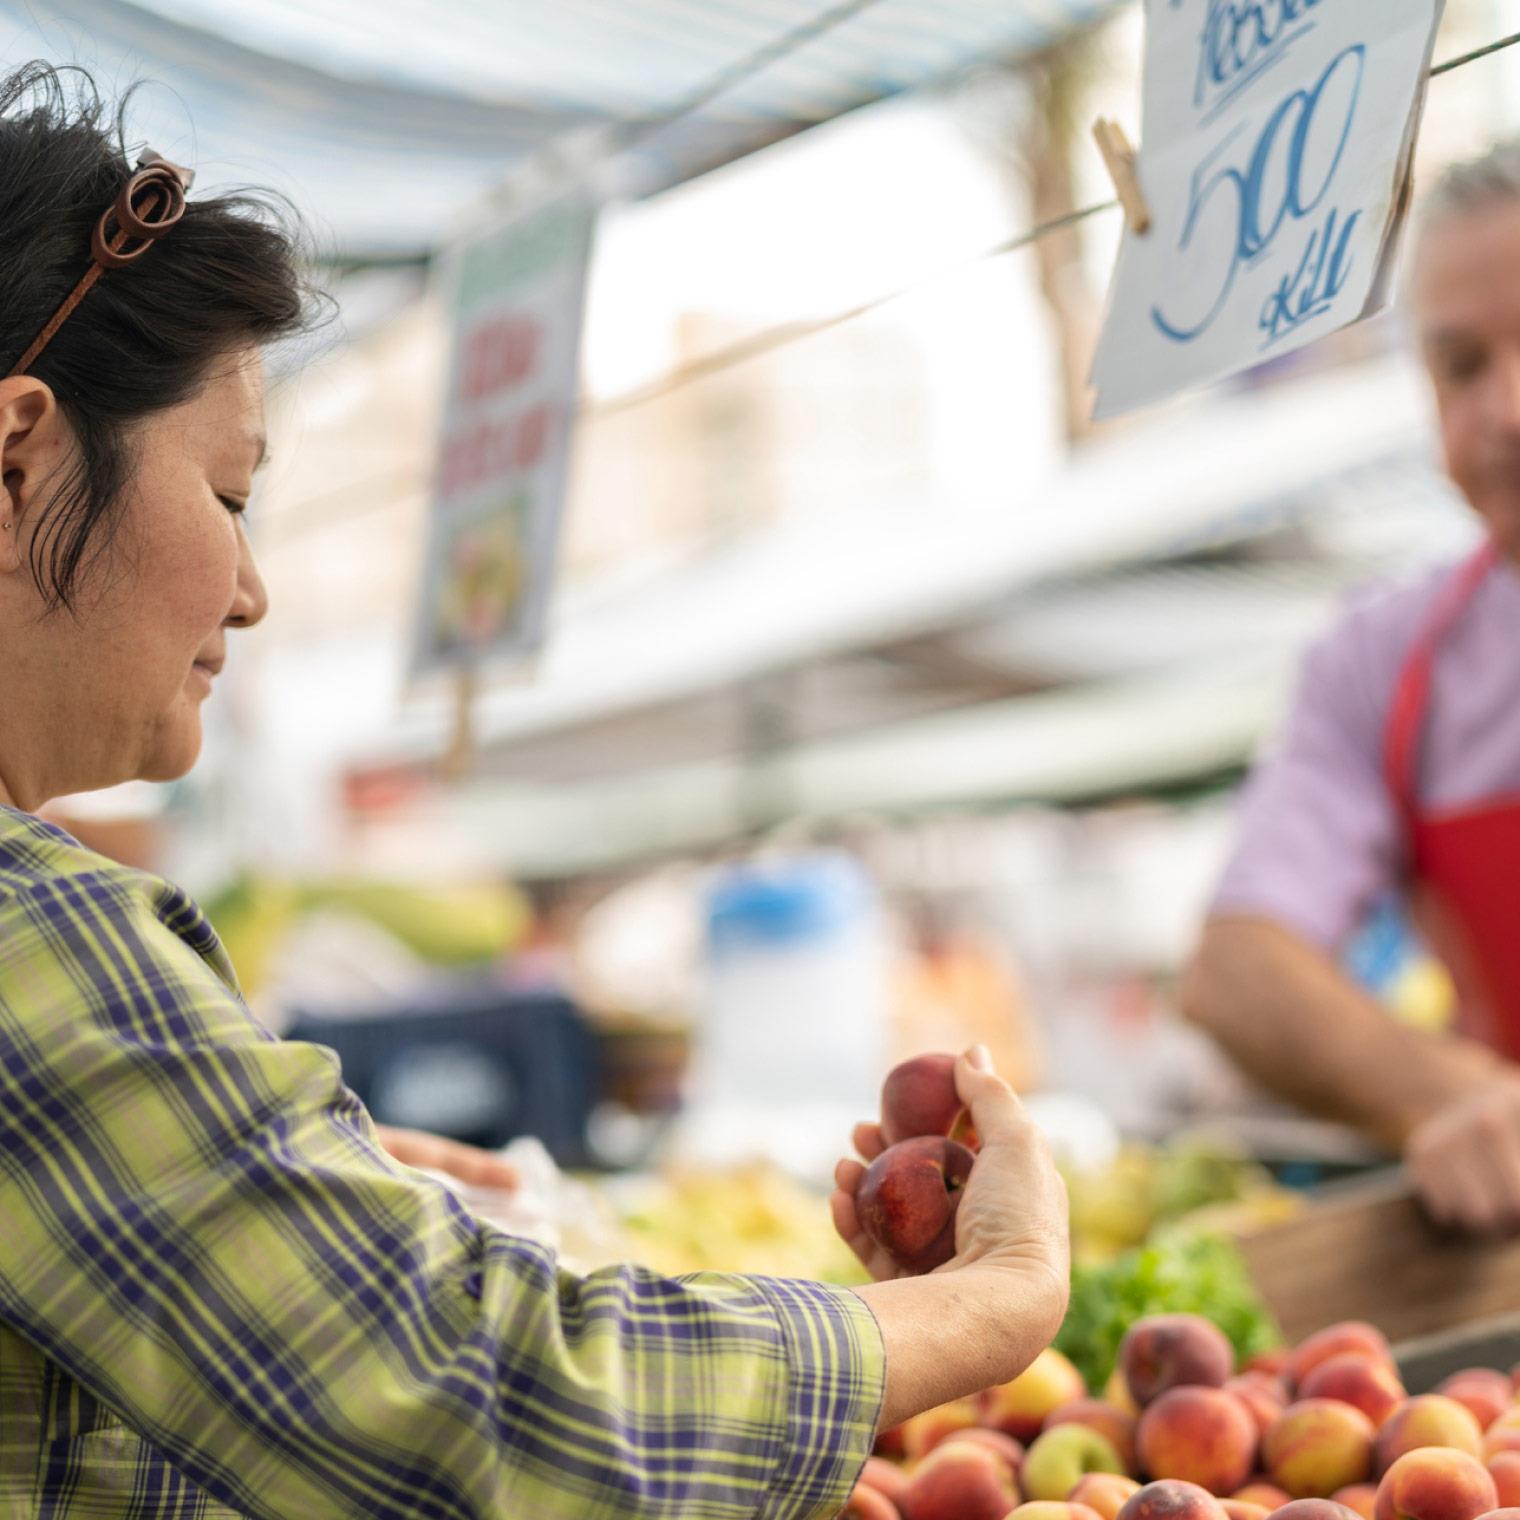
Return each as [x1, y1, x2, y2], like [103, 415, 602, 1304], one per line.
[139, 713, 203, 783]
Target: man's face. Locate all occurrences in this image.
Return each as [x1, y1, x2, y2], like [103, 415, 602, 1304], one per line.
[1415, 201, 1520, 563]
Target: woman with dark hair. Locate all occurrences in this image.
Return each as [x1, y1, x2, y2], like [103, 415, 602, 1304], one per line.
[0, 64, 1069, 1519]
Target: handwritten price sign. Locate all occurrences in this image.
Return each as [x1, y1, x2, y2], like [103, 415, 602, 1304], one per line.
[412, 195, 595, 678]
[1090, 0, 1444, 419]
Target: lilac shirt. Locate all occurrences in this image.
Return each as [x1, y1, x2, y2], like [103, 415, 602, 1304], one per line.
[1212, 549, 1520, 951]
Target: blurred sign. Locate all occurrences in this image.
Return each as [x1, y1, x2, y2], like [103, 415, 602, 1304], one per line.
[412, 194, 595, 677]
[1090, 0, 1444, 419]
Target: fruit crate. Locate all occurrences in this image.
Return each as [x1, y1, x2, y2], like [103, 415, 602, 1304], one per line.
[1235, 1169, 1520, 1347]
[1393, 1311, 1520, 1394]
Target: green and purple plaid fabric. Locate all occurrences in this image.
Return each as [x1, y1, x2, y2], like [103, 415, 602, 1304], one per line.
[0, 807, 883, 1518]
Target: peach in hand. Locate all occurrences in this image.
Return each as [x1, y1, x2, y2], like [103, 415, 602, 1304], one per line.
[1264, 1398, 1376, 1497]
[1300, 1356, 1407, 1429]
[881, 1053, 966, 1146]
[1120, 1316, 1235, 1408]
[900, 1440, 1019, 1520]
[1024, 1426, 1126, 1501]
[1046, 1400, 1139, 1474]
[983, 1350, 1090, 1443]
[1378, 1399, 1484, 1475]
[1070, 1474, 1143, 1520]
[1374, 1447, 1498, 1520]
[856, 1136, 975, 1272]
[1138, 1387, 1258, 1495]
[1288, 1326, 1393, 1391]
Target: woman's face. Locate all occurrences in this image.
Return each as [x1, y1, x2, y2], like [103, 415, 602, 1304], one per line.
[0, 345, 269, 811]
[1415, 201, 1520, 564]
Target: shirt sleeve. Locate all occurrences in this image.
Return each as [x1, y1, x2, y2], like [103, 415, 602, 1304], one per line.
[1210, 611, 1407, 953]
[0, 868, 884, 1520]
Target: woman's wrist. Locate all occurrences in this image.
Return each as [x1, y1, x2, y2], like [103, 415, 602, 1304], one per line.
[852, 1259, 1067, 1431]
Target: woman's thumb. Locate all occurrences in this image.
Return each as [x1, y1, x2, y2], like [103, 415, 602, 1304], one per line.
[954, 1045, 1025, 1145]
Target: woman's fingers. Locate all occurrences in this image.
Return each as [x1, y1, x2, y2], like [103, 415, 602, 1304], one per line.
[853, 1121, 886, 1162]
[374, 1125, 519, 1192]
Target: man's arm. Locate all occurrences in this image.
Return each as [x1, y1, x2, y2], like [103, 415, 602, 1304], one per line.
[1182, 916, 1504, 1151]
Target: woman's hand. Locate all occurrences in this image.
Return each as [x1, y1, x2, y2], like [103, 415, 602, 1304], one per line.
[839, 1047, 1071, 1430]
[831, 1047, 1069, 1294]
[374, 1124, 519, 1192]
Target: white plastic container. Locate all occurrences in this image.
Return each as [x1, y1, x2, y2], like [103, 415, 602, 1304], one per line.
[681, 852, 888, 1179]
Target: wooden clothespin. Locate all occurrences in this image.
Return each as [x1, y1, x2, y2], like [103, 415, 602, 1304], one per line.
[438, 661, 477, 780]
[1093, 118, 1152, 235]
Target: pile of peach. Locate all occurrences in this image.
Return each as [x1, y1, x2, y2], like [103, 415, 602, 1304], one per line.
[840, 1314, 1520, 1520]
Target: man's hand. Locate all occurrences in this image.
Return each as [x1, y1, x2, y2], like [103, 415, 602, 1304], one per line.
[1406, 1080, 1520, 1234]
[374, 1124, 519, 1193]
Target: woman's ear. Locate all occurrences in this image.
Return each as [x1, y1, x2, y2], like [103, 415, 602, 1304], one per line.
[0, 378, 61, 575]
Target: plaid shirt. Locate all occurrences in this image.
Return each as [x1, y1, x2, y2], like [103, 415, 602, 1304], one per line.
[0, 807, 884, 1519]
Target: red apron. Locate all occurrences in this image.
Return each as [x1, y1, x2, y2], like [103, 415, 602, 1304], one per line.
[1383, 540, 1520, 1060]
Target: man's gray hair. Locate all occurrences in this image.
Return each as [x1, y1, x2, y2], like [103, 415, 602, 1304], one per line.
[1417, 139, 1520, 250]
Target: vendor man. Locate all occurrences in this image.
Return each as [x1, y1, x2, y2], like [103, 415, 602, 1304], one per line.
[1184, 140, 1520, 1234]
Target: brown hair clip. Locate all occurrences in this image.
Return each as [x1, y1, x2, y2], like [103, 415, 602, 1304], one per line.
[7, 149, 195, 379]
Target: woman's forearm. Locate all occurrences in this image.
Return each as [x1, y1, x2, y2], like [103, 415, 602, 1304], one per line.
[853, 1262, 1067, 1431]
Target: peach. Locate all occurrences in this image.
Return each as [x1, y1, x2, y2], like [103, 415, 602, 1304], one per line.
[1233, 1484, 1292, 1508]
[1121, 1317, 1235, 1408]
[1301, 1357, 1407, 1429]
[877, 1424, 908, 1459]
[1247, 1350, 1291, 1378]
[1491, 1455, 1520, 1509]
[1071, 1474, 1143, 1520]
[1047, 1400, 1139, 1474]
[1288, 1326, 1393, 1391]
[1009, 1505, 1105, 1520]
[1374, 1447, 1498, 1520]
[1107, 1370, 1142, 1419]
[1115, 1478, 1232, 1520]
[1485, 1413, 1520, 1462]
[863, 1455, 910, 1501]
[843, 1481, 902, 1520]
[900, 1440, 1019, 1520]
[857, 1137, 974, 1271]
[1264, 1398, 1376, 1497]
[1378, 1399, 1485, 1474]
[1228, 1376, 1290, 1439]
[941, 1430, 1028, 1472]
[901, 1398, 981, 1461]
[1270, 1502, 1364, 1520]
[1335, 1486, 1380, 1520]
[881, 1053, 965, 1145]
[1138, 1387, 1258, 1495]
[1438, 1375, 1514, 1435]
[1222, 1504, 1270, 1520]
[984, 1350, 1090, 1443]
[1024, 1427, 1126, 1500]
